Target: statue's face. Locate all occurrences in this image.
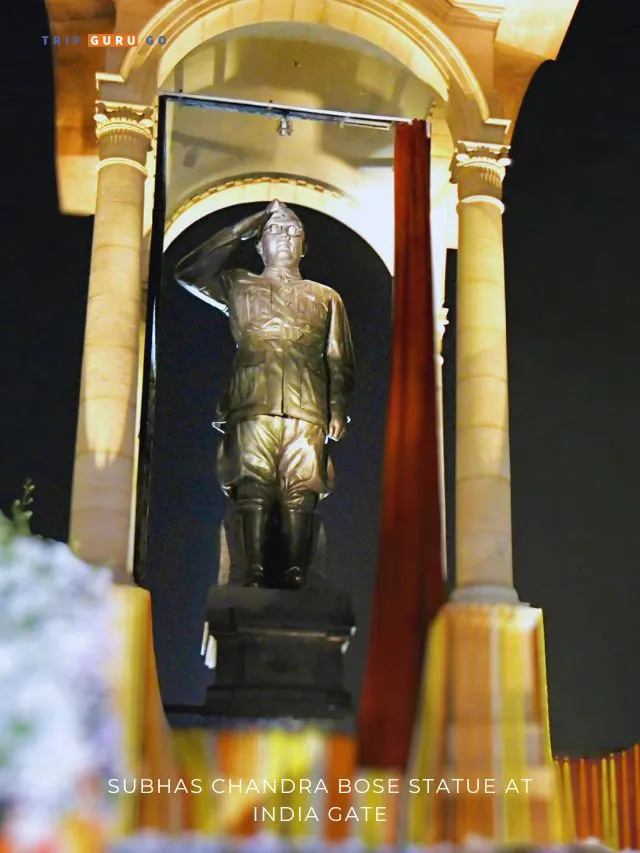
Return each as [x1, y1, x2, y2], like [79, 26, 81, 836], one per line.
[258, 208, 305, 268]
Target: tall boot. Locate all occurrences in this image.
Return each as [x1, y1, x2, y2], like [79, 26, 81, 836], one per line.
[280, 509, 315, 590]
[238, 505, 269, 587]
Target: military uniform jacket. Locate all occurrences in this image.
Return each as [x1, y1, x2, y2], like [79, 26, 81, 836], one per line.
[181, 265, 355, 432]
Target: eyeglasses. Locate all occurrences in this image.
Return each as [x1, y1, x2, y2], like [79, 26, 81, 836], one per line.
[264, 223, 304, 237]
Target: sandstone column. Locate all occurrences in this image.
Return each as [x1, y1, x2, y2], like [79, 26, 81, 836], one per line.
[404, 143, 560, 846]
[451, 141, 518, 603]
[70, 101, 153, 580]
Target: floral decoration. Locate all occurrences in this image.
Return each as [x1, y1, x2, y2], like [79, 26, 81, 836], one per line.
[0, 482, 123, 847]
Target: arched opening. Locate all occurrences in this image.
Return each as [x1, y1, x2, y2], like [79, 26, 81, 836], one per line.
[147, 203, 392, 709]
[130, 0, 464, 713]
[155, 23, 445, 279]
[127, 11, 466, 319]
[105, 0, 490, 306]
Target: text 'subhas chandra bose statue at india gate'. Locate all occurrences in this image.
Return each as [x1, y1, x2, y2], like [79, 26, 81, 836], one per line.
[174, 201, 355, 591]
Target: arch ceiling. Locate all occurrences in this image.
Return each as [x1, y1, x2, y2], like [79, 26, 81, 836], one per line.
[162, 25, 441, 218]
[156, 22, 457, 286]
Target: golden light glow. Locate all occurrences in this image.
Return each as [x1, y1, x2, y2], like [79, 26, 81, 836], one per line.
[81, 398, 134, 470]
[497, 0, 580, 58]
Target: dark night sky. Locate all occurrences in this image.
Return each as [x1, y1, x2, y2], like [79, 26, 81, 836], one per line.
[1, 0, 639, 758]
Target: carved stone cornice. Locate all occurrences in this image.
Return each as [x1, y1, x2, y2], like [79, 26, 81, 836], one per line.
[444, 0, 506, 26]
[451, 140, 511, 203]
[95, 101, 154, 166]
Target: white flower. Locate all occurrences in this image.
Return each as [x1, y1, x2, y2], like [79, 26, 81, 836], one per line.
[0, 522, 124, 844]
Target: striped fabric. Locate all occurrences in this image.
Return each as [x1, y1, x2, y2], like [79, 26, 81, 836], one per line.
[113, 589, 640, 850]
[109, 587, 181, 837]
[555, 747, 640, 848]
[170, 728, 357, 842]
[111, 589, 640, 851]
[4, 587, 640, 850]
[405, 603, 562, 846]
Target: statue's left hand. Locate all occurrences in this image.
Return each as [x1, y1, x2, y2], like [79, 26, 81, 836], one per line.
[328, 415, 347, 442]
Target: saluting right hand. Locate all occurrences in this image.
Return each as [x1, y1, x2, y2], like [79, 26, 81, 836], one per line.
[233, 209, 272, 241]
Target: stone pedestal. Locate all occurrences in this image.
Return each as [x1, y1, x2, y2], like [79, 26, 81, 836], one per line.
[202, 586, 355, 720]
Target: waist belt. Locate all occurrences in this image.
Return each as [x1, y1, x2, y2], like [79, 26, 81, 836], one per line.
[237, 343, 324, 361]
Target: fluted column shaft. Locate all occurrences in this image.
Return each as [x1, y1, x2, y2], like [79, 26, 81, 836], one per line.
[451, 142, 518, 602]
[70, 102, 153, 579]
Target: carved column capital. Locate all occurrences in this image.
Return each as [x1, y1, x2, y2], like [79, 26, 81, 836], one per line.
[451, 141, 511, 207]
[95, 101, 154, 168]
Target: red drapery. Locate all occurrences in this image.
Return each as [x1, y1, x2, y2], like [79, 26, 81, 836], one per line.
[358, 120, 445, 770]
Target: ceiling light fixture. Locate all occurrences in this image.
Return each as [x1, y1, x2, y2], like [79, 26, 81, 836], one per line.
[277, 116, 294, 137]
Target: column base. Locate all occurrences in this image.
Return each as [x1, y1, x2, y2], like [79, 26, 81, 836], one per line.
[451, 583, 520, 605]
[405, 601, 563, 846]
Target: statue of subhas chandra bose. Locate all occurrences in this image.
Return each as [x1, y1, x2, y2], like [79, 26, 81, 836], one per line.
[175, 201, 355, 591]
